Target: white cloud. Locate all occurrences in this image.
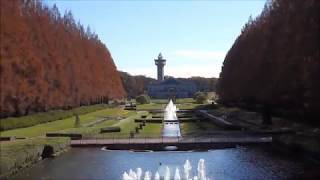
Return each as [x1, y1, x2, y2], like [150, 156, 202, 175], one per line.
[120, 49, 225, 78]
[172, 50, 226, 60]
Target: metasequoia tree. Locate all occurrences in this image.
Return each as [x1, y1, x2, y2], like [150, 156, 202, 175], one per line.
[0, 0, 126, 117]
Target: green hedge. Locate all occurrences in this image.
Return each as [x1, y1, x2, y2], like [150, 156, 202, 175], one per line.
[194, 92, 208, 104]
[0, 104, 110, 131]
[46, 133, 82, 140]
[0, 137, 70, 178]
[100, 126, 121, 133]
[135, 94, 151, 104]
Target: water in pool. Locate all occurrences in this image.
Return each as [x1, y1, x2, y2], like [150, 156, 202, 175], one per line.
[11, 146, 305, 180]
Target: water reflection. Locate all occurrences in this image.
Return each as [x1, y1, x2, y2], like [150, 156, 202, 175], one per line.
[12, 146, 304, 180]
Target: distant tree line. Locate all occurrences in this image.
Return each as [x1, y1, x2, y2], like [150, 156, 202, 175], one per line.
[0, 0, 125, 118]
[218, 0, 320, 124]
[119, 72, 218, 98]
[176, 76, 218, 92]
[119, 71, 156, 99]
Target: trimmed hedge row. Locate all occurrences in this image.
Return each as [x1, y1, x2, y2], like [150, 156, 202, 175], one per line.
[46, 133, 82, 140]
[100, 126, 121, 133]
[0, 104, 110, 131]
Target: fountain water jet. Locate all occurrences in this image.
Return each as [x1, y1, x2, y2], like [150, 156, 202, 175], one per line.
[184, 159, 192, 179]
[137, 168, 142, 180]
[122, 159, 209, 180]
[154, 172, 160, 180]
[129, 169, 137, 179]
[122, 172, 129, 180]
[197, 159, 206, 180]
[164, 166, 170, 180]
[162, 100, 181, 137]
[174, 167, 181, 180]
[144, 171, 151, 180]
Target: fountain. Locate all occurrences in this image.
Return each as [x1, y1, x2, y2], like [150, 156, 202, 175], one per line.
[122, 159, 209, 180]
[162, 100, 181, 137]
[129, 169, 137, 179]
[122, 101, 209, 179]
[197, 159, 206, 180]
[174, 168, 181, 180]
[137, 168, 142, 180]
[184, 159, 192, 180]
[154, 172, 160, 180]
[144, 171, 151, 180]
[164, 166, 170, 180]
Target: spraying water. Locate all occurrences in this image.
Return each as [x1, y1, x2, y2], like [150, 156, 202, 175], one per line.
[144, 171, 151, 180]
[122, 172, 129, 180]
[154, 172, 160, 180]
[164, 100, 177, 120]
[129, 169, 137, 180]
[122, 159, 209, 180]
[184, 159, 192, 180]
[164, 166, 170, 180]
[174, 168, 181, 180]
[137, 168, 142, 180]
[162, 100, 181, 137]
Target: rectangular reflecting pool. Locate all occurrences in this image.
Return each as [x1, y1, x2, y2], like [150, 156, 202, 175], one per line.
[11, 146, 307, 180]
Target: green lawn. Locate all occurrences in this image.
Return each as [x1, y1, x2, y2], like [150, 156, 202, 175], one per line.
[111, 113, 140, 133]
[92, 112, 143, 138]
[0, 137, 70, 177]
[0, 104, 112, 131]
[0, 108, 130, 137]
[176, 103, 202, 109]
[0, 98, 211, 139]
[150, 99, 169, 104]
[136, 123, 163, 138]
[176, 98, 195, 104]
[136, 103, 165, 110]
[91, 110, 165, 138]
[180, 121, 219, 136]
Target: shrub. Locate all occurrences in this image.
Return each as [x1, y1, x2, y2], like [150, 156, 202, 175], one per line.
[74, 114, 80, 128]
[195, 92, 208, 104]
[100, 126, 121, 133]
[193, 91, 202, 100]
[135, 94, 151, 104]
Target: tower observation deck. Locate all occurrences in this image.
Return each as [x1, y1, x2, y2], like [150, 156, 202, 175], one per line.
[155, 53, 166, 81]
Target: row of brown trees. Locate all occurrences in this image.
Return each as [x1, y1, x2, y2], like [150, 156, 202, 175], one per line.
[218, 0, 320, 123]
[0, 0, 125, 117]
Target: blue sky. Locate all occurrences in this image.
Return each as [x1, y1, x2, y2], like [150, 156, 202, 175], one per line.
[45, 0, 266, 78]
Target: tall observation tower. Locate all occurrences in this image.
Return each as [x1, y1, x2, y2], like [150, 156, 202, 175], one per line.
[154, 53, 166, 81]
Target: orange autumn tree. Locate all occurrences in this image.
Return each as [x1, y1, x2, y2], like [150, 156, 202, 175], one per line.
[218, 0, 320, 123]
[0, 0, 126, 117]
